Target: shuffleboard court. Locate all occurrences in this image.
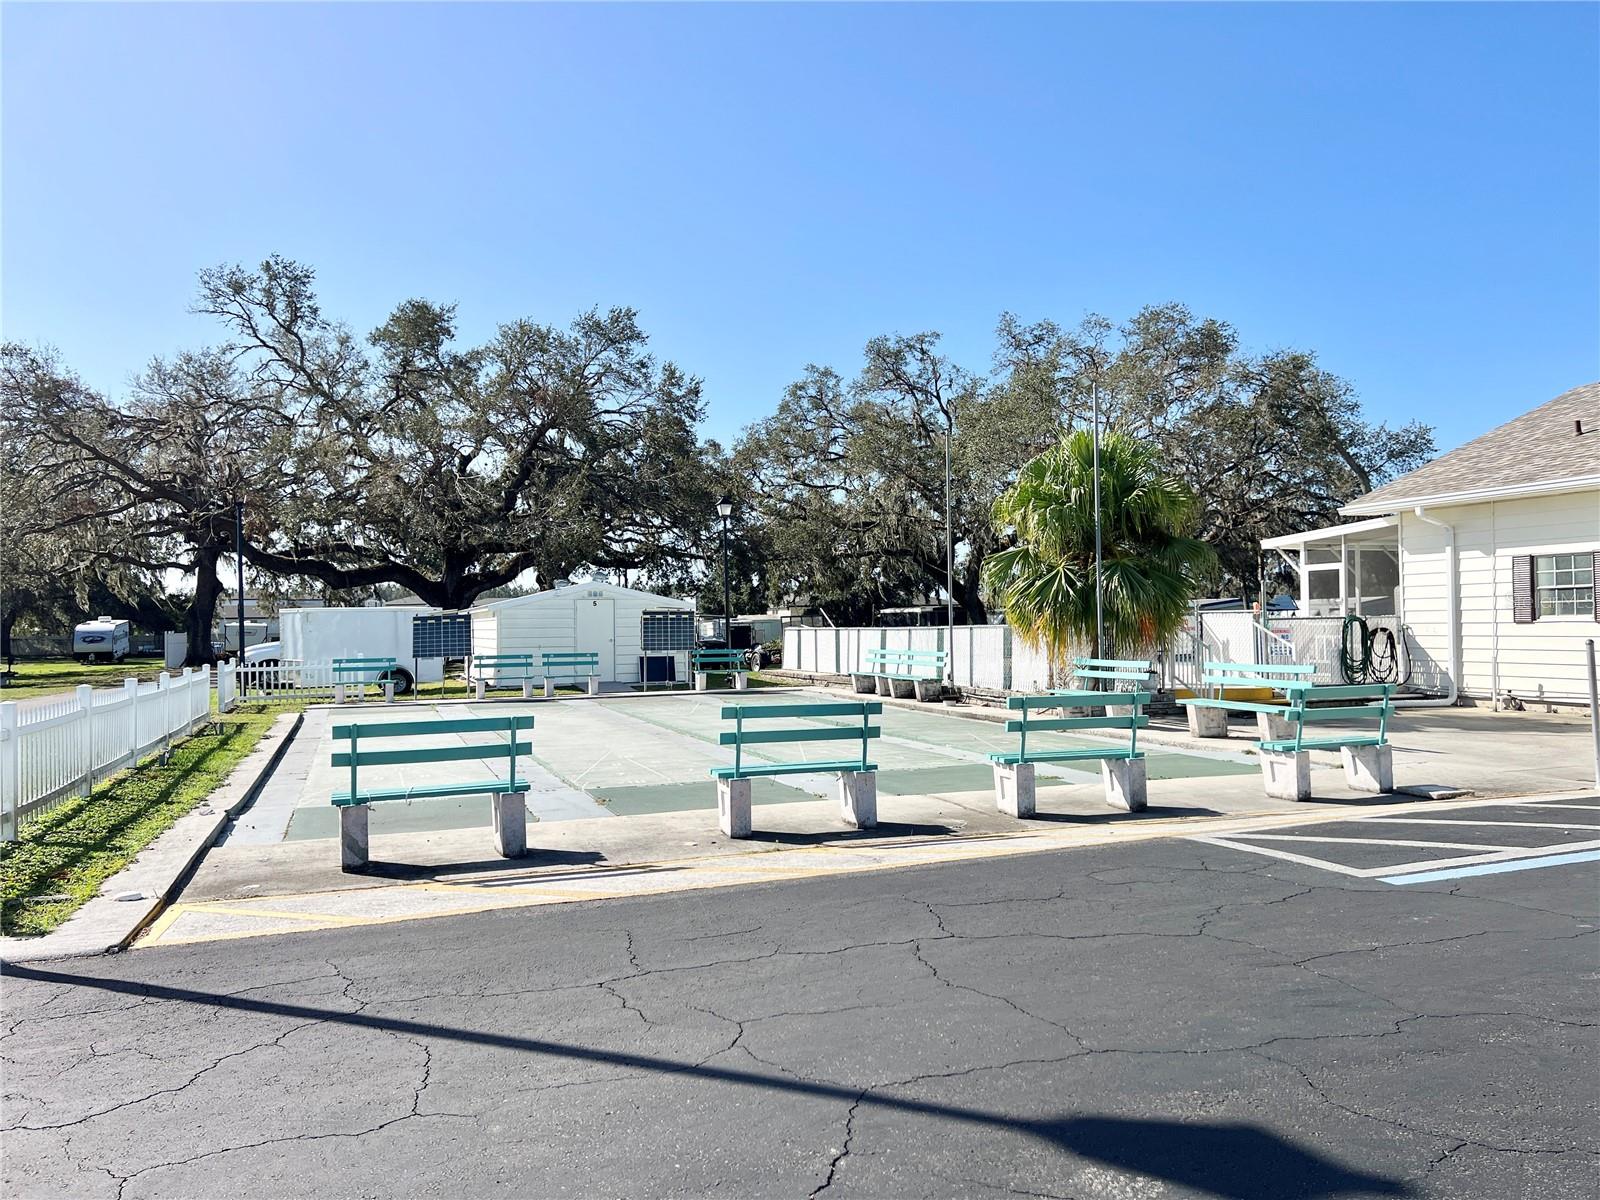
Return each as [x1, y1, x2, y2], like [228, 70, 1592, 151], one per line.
[252, 689, 1257, 839]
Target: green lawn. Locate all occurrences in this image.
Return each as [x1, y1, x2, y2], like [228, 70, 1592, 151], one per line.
[0, 656, 168, 700]
[0, 705, 279, 937]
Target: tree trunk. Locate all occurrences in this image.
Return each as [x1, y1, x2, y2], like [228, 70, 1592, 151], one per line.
[1, 607, 15, 670]
[185, 546, 226, 667]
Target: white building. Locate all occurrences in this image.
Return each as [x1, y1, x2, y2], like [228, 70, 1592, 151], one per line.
[470, 582, 696, 687]
[1262, 382, 1599, 706]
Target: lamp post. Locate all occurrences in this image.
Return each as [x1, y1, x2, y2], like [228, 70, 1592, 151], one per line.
[716, 495, 733, 646]
[944, 405, 955, 685]
[234, 499, 246, 666]
[1091, 375, 1104, 661]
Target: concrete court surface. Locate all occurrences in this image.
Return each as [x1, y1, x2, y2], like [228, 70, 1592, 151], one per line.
[2, 794, 1595, 1199]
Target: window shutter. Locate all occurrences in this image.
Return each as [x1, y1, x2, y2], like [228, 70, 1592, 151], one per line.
[1511, 556, 1536, 624]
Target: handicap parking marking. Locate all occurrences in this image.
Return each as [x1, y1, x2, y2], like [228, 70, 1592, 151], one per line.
[1190, 795, 1600, 884]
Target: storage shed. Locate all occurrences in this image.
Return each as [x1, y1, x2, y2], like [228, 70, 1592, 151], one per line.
[469, 582, 697, 687]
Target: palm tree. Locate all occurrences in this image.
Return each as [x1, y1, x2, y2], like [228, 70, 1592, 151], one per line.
[982, 429, 1215, 679]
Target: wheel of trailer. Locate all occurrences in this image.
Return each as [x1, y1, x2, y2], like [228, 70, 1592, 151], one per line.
[379, 666, 415, 696]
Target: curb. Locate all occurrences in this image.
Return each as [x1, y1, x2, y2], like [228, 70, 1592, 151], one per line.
[0, 710, 304, 964]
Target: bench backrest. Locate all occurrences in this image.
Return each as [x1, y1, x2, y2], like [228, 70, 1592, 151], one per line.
[1201, 661, 1315, 693]
[1071, 657, 1153, 687]
[542, 652, 600, 675]
[472, 654, 535, 680]
[718, 700, 881, 776]
[332, 715, 534, 798]
[332, 657, 398, 682]
[693, 648, 749, 668]
[1006, 691, 1150, 760]
[864, 648, 947, 677]
[1274, 682, 1396, 751]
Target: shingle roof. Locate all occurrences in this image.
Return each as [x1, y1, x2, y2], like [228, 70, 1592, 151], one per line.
[1342, 381, 1600, 514]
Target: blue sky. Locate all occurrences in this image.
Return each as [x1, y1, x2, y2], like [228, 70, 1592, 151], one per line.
[4, 2, 1596, 453]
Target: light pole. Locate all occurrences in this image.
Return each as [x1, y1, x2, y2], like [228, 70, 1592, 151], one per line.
[1091, 375, 1104, 661]
[716, 495, 733, 646]
[944, 405, 955, 684]
[234, 499, 246, 665]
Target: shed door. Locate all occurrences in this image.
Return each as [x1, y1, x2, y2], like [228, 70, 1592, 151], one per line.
[575, 598, 616, 680]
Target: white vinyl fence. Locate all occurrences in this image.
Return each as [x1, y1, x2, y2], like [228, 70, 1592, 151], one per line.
[228, 661, 374, 702]
[1, 666, 216, 840]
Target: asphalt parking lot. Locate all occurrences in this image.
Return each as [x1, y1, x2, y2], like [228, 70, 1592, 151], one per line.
[3, 793, 1595, 1199]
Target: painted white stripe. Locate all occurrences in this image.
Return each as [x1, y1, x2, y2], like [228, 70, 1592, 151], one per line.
[1380, 850, 1600, 886]
[1187, 836, 1373, 878]
[1509, 802, 1600, 811]
[1357, 840, 1600, 878]
[1358, 818, 1600, 830]
[1229, 834, 1509, 852]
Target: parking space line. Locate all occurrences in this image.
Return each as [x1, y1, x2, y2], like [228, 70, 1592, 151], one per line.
[1229, 834, 1513, 851]
[1356, 817, 1600, 830]
[1189, 836, 1373, 878]
[1378, 849, 1600, 885]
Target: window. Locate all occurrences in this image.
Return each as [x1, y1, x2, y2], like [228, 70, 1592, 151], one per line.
[1535, 554, 1594, 617]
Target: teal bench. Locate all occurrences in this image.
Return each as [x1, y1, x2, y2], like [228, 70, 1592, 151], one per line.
[541, 651, 601, 697]
[692, 648, 752, 692]
[989, 690, 1150, 815]
[470, 653, 537, 699]
[1256, 683, 1398, 801]
[854, 647, 947, 702]
[1177, 661, 1315, 739]
[332, 656, 400, 704]
[331, 715, 534, 870]
[709, 700, 881, 836]
[1068, 656, 1153, 693]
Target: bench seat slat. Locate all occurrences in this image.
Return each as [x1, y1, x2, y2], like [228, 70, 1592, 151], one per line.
[720, 701, 880, 719]
[1178, 698, 1289, 714]
[333, 741, 532, 768]
[1259, 735, 1386, 753]
[718, 727, 881, 747]
[332, 779, 532, 806]
[333, 717, 531, 740]
[1003, 715, 1149, 734]
[1199, 675, 1307, 689]
[1014, 691, 1150, 709]
[1072, 657, 1154, 669]
[1073, 669, 1152, 681]
[710, 759, 877, 780]
[1206, 662, 1315, 674]
[1293, 704, 1395, 722]
[1285, 684, 1396, 701]
[989, 748, 1143, 765]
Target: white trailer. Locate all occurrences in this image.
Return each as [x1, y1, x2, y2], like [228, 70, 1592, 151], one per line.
[72, 617, 131, 663]
[277, 606, 446, 692]
[471, 582, 695, 687]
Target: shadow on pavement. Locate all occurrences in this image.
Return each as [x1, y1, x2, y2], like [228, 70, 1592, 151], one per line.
[9, 964, 1413, 1199]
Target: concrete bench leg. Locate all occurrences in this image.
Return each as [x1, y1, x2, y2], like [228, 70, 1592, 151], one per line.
[1342, 744, 1394, 793]
[1257, 711, 1295, 741]
[543, 679, 555, 698]
[340, 805, 370, 871]
[587, 676, 601, 696]
[994, 762, 1036, 818]
[492, 792, 527, 857]
[1102, 758, 1148, 811]
[475, 678, 486, 701]
[1260, 748, 1312, 801]
[1185, 705, 1228, 737]
[334, 683, 347, 705]
[912, 678, 942, 703]
[838, 770, 877, 828]
[733, 672, 749, 691]
[889, 678, 916, 700]
[694, 671, 708, 692]
[383, 681, 395, 704]
[522, 680, 534, 700]
[851, 673, 878, 694]
[874, 675, 893, 697]
[718, 777, 752, 838]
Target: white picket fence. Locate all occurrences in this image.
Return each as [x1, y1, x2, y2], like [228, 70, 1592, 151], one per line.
[0, 666, 216, 841]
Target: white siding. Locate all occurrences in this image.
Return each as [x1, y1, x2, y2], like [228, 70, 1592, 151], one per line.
[470, 584, 693, 685]
[1399, 489, 1600, 703]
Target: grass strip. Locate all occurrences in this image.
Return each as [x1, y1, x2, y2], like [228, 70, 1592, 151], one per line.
[0, 706, 279, 937]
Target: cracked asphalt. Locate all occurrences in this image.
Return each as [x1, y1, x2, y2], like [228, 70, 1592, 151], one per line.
[2, 834, 1595, 1199]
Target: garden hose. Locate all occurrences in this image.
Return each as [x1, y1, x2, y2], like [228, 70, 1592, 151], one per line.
[1339, 614, 1400, 685]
